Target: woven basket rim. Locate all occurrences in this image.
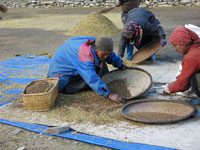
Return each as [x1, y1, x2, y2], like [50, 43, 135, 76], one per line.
[21, 78, 58, 96]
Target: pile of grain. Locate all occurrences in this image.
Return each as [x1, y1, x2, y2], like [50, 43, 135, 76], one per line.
[67, 12, 121, 37]
[25, 80, 54, 94]
[106, 79, 132, 98]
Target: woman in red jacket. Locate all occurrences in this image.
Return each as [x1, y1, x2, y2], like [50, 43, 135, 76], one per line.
[163, 27, 200, 97]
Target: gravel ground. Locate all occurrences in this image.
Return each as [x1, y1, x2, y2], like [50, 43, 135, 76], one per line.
[0, 123, 111, 150]
[0, 6, 200, 150]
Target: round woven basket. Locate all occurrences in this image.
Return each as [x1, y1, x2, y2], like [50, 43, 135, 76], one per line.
[102, 67, 152, 100]
[21, 78, 58, 111]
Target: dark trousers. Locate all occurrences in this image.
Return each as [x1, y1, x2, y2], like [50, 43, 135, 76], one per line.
[60, 61, 109, 94]
[121, 12, 128, 25]
[190, 74, 200, 97]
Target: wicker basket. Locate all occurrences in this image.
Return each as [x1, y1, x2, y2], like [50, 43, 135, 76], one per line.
[21, 78, 58, 111]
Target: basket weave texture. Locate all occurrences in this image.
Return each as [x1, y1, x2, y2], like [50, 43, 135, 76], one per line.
[21, 78, 58, 111]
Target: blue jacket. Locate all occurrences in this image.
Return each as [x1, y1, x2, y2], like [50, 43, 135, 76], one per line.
[49, 36, 124, 98]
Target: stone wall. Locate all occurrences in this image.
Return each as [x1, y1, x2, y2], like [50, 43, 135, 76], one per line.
[1, 0, 200, 8]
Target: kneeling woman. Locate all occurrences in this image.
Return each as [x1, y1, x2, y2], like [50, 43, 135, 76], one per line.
[48, 36, 127, 104]
[163, 27, 200, 98]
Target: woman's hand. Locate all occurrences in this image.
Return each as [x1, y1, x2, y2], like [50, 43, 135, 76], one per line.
[161, 39, 167, 47]
[163, 84, 171, 95]
[109, 93, 126, 104]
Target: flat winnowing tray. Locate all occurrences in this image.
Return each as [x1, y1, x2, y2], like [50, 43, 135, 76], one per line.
[121, 100, 195, 124]
[102, 67, 152, 100]
[131, 38, 161, 64]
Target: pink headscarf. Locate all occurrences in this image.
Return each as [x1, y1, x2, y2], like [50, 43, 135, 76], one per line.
[170, 27, 200, 46]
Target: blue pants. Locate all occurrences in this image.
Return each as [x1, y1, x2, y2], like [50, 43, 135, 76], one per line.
[125, 43, 133, 60]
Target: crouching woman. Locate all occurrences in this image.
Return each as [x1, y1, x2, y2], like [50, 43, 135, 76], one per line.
[48, 36, 128, 104]
[163, 27, 200, 98]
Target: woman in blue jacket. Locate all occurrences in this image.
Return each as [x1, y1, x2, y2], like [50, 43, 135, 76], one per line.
[48, 37, 127, 104]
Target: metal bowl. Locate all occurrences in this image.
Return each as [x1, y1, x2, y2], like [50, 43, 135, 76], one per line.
[102, 67, 152, 100]
[121, 100, 195, 124]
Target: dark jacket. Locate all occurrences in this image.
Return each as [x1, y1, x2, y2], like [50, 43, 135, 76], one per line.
[119, 0, 139, 13]
[118, 8, 166, 57]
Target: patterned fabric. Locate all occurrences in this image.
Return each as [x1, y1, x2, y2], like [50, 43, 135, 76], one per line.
[123, 21, 143, 45]
[170, 27, 200, 46]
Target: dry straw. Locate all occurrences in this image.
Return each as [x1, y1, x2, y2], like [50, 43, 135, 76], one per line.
[41, 91, 146, 127]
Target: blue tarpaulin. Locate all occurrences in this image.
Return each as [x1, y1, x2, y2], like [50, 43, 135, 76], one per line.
[0, 56, 175, 150]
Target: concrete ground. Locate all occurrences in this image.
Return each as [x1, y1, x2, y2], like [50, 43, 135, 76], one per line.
[0, 6, 200, 150]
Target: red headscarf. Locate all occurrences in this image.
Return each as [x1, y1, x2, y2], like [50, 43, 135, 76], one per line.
[170, 27, 200, 46]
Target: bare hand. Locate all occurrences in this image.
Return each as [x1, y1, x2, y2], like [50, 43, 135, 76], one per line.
[163, 84, 171, 95]
[109, 93, 126, 104]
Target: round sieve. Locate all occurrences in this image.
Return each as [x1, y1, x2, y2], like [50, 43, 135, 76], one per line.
[121, 100, 195, 124]
[102, 67, 152, 100]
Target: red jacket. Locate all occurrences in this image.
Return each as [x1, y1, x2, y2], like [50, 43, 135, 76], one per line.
[169, 44, 200, 93]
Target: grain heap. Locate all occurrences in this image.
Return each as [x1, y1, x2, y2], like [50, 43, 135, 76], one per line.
[67, 12, 121, 37]
[25, 80, 54, 94]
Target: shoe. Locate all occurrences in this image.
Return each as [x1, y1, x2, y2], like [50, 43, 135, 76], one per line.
[146, 54, 156, 61]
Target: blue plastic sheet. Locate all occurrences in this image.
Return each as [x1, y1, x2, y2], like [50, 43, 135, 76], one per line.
[0, 56, 176, 150]
[0, 119, 175, 150]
